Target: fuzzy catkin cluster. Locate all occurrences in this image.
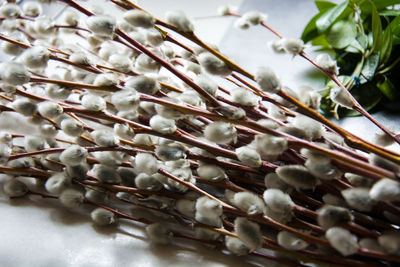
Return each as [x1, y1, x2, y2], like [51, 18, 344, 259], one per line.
[0, 1, 400, 266]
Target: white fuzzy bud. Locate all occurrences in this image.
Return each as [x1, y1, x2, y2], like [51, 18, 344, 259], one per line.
[277, 231, 308, 251]
[235, 146, 262, 168]
[326, 227, 359, 256]
[263, 188, 294, 214]
[22, 2, 42, 17]
[231, 87, 260, 107]
[110, 90, 140, 111]
[60, 118, 84, 137]
[123, 10, 155, 28]
[257, 119, 279, 129]
[378, 231, 400, 255]
[373, 130, 395, 147]
[369, 178, 400, 202]
[0, 132, 12, 144]
[0, 62, 30, 85]
[2, 33, 27, 56]
[125, 75, 160, 95]
[33, 17, 55, 35]
[264, 173, 290, 191]
[86, 15, 116, 37]
[217, 106, 246, 120]
[39, 123, 57, 138]
[133, 153, 159, 175]
[269, 39, 286, 54]
[59, 145, 88, 166]
[293, 115, 323, 140]
[63, 10, 80, 26]
[193, 74, 218, 96]
[146, 29, 164, 46]
[46, 84, 71, 100]
[279, 125, 309, 140]
[149, 115, 177, 134]
[255, 67, 281, 93]
[344, 173, 373, 188]
[155, 98, 185, 119]
[197, 164, 227, 181]
[330, 87, 355, 109]
[234, 18, 251, 30]
[93, 73, 118, 88]
[359, 238, 384, 252]
[92, 164, 120, 183]
[114, 123, 135, 140]
[342, 188, 374, 212]
[69, 52, 91, 66]
[146, 222, 172, 244]
[204, 122, 237, 144]
[197, 52, 232, 76]
[155, 143, 185, 161]
[315, 54, 338, 75]
[59, 188, 84, 208]
[225, 236, 249, 256]
[24, 135, 46, 152]
[195, 227, 220, 242]
[12, 98, 37, 116]
[20, 46, 50, 69]
[282, 38, 305, 56]
[242, 11, 267, 25]
[135, 173, 163, 191]
[45, 173, 70, 195]
[166, 10, 194, 33]
[175, 199, 195, 218]
[91, 130, 119, 147]
[217, 5, 236, 16]
[108, 54, 133, 73]
[275, 165, 318, 190]
[305, 159, 342, 180]
[317, 205, 353, 230]
[135, 51, 161, 72]
[254, 134, 287, 156]
[3, 179, 28, 197]
[370, 154, 400, 173]
[81, 94, 106, 111]
[85, 188, 108, 204]
[234, 217, 263, 252]
[195, 196, 223, 227]
[233, 191, 266, 215]
[91, 208, 117, 226]
[37, 101, 63, 118]
[65, 163, 89, 179]
[0, 4, 21, 19]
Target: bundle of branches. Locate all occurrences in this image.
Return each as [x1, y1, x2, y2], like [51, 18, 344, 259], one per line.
[0, 0, 399, 266]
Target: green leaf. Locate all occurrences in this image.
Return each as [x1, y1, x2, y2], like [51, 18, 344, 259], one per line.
[326, 16, 357, 49]
[379, 9, 400, 16]
[388, 15, 400, 45]
[315, 0, 336, 11]
[377, 76, 397, 100]
[345, 38, 365, 53]
[316, 0, 350, 33]
[311, 34, 331, 47]
[380, 24, 393, 64]
[301, 12, 324, 43]
[370, 5, 383, 54]
[373, 0, 400, 10]
[361, 53, 380, 80]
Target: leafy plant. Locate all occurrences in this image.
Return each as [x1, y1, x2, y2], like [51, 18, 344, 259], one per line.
[301, 0, 400, 118]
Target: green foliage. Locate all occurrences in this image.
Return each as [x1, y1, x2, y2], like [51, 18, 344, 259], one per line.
[301, 0, 400, 117]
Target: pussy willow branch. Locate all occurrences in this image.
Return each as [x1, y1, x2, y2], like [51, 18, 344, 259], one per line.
[108, 0, 400, 163]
